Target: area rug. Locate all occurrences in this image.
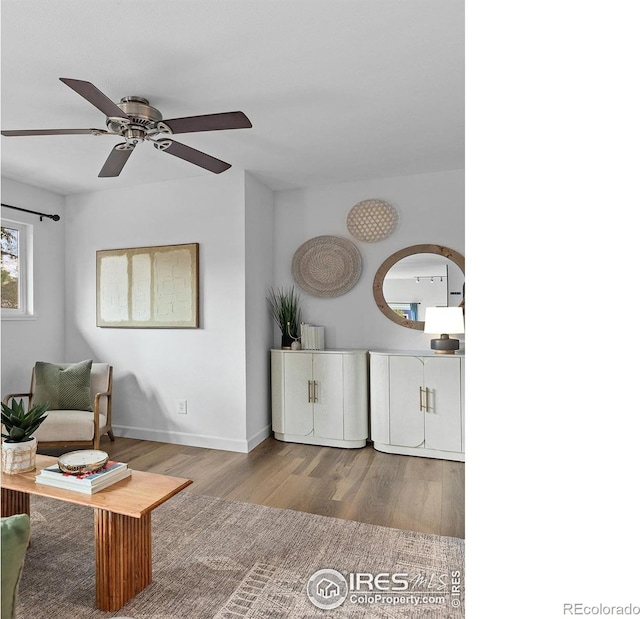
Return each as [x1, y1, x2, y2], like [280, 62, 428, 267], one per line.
[15, 493, 464, 618]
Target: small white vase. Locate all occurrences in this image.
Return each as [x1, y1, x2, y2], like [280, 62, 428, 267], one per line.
[1, 437, 38, 474]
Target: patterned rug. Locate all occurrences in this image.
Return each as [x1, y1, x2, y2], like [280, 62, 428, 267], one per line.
[15, 493, 464, 618]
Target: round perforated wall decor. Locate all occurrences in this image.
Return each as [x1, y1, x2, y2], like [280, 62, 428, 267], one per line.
[346, 199, 398, 242]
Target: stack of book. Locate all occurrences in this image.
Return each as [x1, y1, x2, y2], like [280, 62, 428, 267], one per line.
[35, 460, 131, 494]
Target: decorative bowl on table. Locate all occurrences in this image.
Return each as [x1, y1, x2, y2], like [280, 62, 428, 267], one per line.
[57, 450, 109, 474]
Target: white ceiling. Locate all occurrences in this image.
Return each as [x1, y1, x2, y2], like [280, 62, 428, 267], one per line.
[0, 0, 464, 196]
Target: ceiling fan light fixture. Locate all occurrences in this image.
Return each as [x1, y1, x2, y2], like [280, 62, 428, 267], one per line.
[123, 127, 147, 142]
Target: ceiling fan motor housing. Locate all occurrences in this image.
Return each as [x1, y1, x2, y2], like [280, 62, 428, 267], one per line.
[107, 96, 169, 140]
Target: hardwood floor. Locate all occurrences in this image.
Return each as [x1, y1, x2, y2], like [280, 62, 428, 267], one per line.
[40, 435, 465, 538]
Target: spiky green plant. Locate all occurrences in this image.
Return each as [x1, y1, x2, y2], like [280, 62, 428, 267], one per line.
[267, 285, 302, 338]
[1, 398, 48, 443]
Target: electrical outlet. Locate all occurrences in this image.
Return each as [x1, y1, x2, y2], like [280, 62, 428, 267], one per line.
[176, 399, 187, 415]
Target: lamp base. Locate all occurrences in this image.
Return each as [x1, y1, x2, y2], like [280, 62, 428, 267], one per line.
[431, 334, 459, 354]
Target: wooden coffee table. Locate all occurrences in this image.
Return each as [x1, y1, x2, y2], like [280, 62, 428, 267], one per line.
[1, 455, 192, 611]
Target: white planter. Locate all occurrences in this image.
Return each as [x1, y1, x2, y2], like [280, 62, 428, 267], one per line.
[1, 437, 38, 474]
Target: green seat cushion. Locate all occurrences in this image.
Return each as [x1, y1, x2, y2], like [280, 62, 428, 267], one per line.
[32, 360, 93, 411]
[1, 513, 30, 619]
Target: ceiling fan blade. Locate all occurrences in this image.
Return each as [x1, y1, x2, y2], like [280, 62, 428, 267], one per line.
[1, 128, 112, 137]
[59, 78, 126, 119]
[162, 111, 252, 134]
[153, 139, 231, 173]
[98, 143, 135, 177]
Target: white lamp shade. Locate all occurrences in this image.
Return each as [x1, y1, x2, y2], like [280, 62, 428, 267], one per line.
[424, 306, 465, 334]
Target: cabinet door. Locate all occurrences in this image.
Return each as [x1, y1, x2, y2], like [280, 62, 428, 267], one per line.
[370, 354, 391, 444]
[283, 353, 314, 436]
[424, 357, 462, 452]
[312, 353, 344, 440]
[342, 353, 368, 441]
[388, 355, 425, 448]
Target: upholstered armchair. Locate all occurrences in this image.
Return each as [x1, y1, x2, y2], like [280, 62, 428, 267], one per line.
[2, 360, 114, 451]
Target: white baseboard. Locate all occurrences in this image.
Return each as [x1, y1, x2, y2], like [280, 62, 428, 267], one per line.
[246, 425, 272, 451]
[112, 424, 271, 453]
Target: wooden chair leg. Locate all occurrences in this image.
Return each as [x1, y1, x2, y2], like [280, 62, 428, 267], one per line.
[107, 430, 115, 441]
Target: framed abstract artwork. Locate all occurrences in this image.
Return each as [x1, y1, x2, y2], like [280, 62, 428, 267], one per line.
[96, 243, 199, 328]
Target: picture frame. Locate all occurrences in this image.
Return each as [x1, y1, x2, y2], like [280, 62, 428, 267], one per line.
[96, 243, 199, 328]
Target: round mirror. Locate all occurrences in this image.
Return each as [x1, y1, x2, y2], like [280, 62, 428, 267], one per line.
[373, 244, 465, 330]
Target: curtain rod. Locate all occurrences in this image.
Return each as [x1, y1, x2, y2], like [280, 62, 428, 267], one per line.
[1, 203, 60, 222]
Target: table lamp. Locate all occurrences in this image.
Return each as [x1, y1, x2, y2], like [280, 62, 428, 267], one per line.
[424, 306, 464, 354]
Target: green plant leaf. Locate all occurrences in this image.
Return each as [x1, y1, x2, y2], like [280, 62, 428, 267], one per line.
[0, 397, 49, 442]
[9, 427, 26, 441]
[267, 285, 302, 338]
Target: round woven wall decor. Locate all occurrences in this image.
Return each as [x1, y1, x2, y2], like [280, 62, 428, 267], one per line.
[292, 235, 362, 298]
[346, 199, 398, 242]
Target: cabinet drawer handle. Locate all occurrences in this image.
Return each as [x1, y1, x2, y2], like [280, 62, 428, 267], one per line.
[419, 387, 433, 413]
[419, 386, 425, 412]
[308, 380, 312, 403]
[313, 380, 318, 403]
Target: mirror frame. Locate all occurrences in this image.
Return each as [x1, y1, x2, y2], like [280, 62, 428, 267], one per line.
[372, 244, 465, 331]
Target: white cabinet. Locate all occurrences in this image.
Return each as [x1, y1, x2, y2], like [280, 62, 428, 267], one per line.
[370, 351, 464, 461]
[271, 349, 368, 448]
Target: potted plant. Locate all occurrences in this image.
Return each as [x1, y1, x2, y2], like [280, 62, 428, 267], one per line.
[1, 398, 48, 474]
[267, 286, 302, 349]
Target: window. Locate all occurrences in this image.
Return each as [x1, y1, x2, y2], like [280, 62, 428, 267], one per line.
[389, 302, 419, 321]
[1, 219, 34, 318]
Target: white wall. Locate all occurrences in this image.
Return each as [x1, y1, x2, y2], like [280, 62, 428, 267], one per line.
[244, 172, 276, 447]
[273, 169, 465, 351]
[2, 168, 463, 451]
[1, 178, 66, 395]
[63, 170, 268, 452]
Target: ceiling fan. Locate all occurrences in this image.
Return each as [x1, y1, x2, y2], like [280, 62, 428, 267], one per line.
[0, 78, 252, 177]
